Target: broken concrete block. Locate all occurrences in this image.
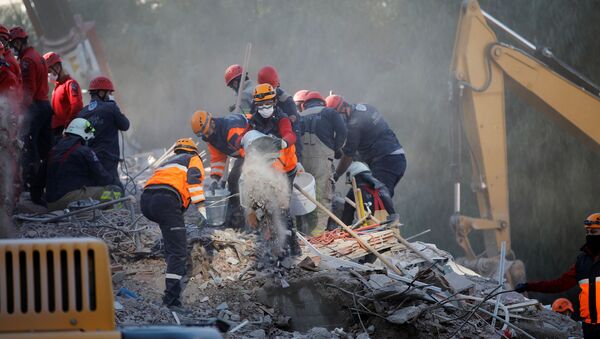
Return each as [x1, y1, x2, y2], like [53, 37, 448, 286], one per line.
[216, 302, 229, 310]
[386, 305, 421, 325]
[443, 271, 475, 293]
[227, 257, 240, 265]
[248, 329, 266, 338]
[356, 333, 370, 339]
[368, 273, 393, 289]
[307, 327, 331, 339]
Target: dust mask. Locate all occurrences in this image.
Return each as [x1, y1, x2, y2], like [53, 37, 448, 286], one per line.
[108, 94, 115, 101]
[258, 105, 274, 118]
[48, 72, 58, 82]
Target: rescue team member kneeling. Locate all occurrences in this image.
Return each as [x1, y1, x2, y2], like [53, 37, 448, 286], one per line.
[46, 118, 121, 211]
[514, 213, 600, 339]
[141, 138, 206, 309]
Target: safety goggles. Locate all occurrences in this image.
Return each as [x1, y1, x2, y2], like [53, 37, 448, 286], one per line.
[84, 122, 95, 134]
[256, 100, 275, 108]
[254, 91, 275, 100]
[584, 220, 600, 226]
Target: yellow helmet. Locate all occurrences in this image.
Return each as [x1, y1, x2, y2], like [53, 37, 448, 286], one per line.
[174, 138, 198, 154]
[190, 110, 212, 136]
[585, 213, 600, 229]
[253, 83, 276, 103]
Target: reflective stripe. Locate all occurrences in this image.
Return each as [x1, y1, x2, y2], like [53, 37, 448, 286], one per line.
[389, 148, 405, 156]
[189, 186, 204, 192]
[191, 194, 205, 202]
[166, 273, 182, 280]
[160, 163, 188, 172]
[581, 278, 590, 285]
[212, 162, 225, 168]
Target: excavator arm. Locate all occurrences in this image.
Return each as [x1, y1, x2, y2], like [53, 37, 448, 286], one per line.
[450, 0, 600, 260]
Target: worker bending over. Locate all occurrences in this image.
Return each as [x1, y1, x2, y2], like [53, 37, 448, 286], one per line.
[78, 76, 129, 188]
[141, 138, 206, 309]
[294, 90, 347, 235]
[327, 95, 406, 197]
[514, 213, 600, 339]
[46, 118, 119, 211]
[191, 110, 248, 227]
[224, 64, 255, 114]
[44, 52, 83, 136]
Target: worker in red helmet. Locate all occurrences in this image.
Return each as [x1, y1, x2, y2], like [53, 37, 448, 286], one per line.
[327, 94, 406, 199]
[224, 64, 255, 114]
[10, 26, 53, 205]
[257, 65, 303, 163]
[296, 90, 347, 235]
[514, 213, 600, 338]
[293, 90, 309, 112]
[77, 76, 129, 189]
[44, 52, 83, 136]
[0, 25, 21, 86]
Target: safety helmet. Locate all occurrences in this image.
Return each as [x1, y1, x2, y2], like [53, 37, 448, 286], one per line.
[584, 213, 600, 229]
[65, 118, 95, 141]
[190, 110, 212, 136]
[224, 64, 243, 85]
[174, 138, 199, 154]
[43, 52, 62, 68]
[253, 83, 276, 103]
[9, 26, 27, 41]
[89, 76, 114, 92]
[551, 298, 574, 314]
[347, 162, 370, 178]
[293, 89, 309, 104]
[257, 65, 280, 88]
[0, 25, 9, 40]
[303, 91, 325, 107]
[326, 94, 346, 112]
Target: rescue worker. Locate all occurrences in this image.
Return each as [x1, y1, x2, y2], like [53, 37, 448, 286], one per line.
[10, 26, 52, 205]
[327, 94, 406, 197]
[342, 162, 397, 226]
[0, 42, 21, 104]
[293, 89, 309, 112]
[551, 298, 574, 318]
[224, 64, 255, 114]
[78, 76, 129, 188]
[190, 110, 248, 227]
[247, 83, 300, 255]
[141, 138, 206, 308]
[257, 65, 303, 162]
[44, 52, 83, 136]
[296, 91, 347, 235]
[0, 25, 21, 85]
[514, 213, 600, 338]
[46, 118, 120, 211]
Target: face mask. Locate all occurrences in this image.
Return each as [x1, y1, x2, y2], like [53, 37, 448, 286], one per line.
[48, 72, 58, 82]
[258, 105, 274, 118]
[586, 235, 600, 253]
[108, 94, 115, 101]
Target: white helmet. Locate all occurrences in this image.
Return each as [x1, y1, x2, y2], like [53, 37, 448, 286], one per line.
[65, 118, 95, 141]
[347, 162, 370, 179]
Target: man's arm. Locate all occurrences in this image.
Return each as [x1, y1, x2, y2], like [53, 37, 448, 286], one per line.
[207, 143, 227, 179]
[524, 264, 577, 293]
[187, 156, 205, 205]
[277, 117, 296, 147]
[66, 80, 83, 124]
[112, 104, 130, 131]
[19, 57, 36, 107]
[329, 110, 347, 151]
[84, 149, 114, 186]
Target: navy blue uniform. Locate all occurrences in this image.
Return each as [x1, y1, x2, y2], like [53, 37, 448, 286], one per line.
[300, 104, 347, 152]
[276, 88, 303, 162]
[46, 135, 113, 203]
[343, 104, 406, 196]
[78, 100, 129, 186]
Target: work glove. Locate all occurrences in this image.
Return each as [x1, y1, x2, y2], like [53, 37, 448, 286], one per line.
[296, 162, 305, 173]
[209, 179, 220, 194]
[332, 172, 341, 183]
[271, 136, 287, 150]
[334, 149, 343, 160]
[513, 282, 528, 293]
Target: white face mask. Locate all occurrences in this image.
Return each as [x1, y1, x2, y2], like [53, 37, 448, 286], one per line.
[108, 94, 115, 101]
[258, 105, 274, 118]
[48, 72, 58, 82]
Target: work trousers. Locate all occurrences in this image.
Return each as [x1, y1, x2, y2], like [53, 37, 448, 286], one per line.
[47, 185, 122, 211]
[368, 153, 407, 197]
[300, 133, 334, 236]
[20, 100, 53, 201]
[140, 189, 187, 307]
[99, 158, 123, 190]
[583, 323, 600, 339]
[226, 157, 244, 227]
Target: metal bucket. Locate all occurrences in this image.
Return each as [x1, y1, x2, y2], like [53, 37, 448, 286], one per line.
[204, 188, 230, 226]
[241, 130, 279, 160]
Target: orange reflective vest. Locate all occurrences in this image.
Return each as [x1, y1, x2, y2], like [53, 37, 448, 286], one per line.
[144, 153, 205, 208]
[577, 253, 600, 324]
[202, 115, 248, 178]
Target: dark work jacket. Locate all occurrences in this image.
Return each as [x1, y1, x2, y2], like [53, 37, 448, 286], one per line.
[342, 103, 402, 164]
[77, 99, 130, 164]
[46, 135, 113, 202]
[202, 114, 248, 158]
[276, 88, 303, 162]
[576, 248, 600, 324]
[300, 104, 347, 152]
[342, 171, 395, 225]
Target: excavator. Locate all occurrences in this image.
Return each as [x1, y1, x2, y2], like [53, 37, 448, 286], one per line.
[449, 0, 600, 283]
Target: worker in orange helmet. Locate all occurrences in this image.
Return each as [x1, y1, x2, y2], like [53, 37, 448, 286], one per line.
[551, 298, 574, 317]
[0, 24, 21, 86]
[224, 64, 255, 114]
[515, 213, 600, 338]
[44, 52, 83, 136]
[141, 138, 206, 310]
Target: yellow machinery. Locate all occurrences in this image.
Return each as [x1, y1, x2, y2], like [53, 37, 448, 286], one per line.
[450, 0, 600, 267]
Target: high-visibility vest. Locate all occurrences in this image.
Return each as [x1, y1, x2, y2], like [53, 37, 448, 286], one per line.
[576, 253, 600, 324]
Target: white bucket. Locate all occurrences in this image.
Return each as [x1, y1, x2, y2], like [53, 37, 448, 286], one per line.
[290, 172, 316, 216]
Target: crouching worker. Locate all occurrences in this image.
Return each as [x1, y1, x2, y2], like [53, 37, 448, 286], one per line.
[141, 138, 206, 309]
[46, 118, 121, 211]
[342, 162, 398, 226]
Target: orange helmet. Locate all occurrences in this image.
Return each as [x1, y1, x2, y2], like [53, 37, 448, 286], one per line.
[253, 83, 276, 103]
[174, 138, 198, 154]
[326, 94, 346, 112]
[89, 76, 114, 91]
[585, 213, 600, 229]
[257, 65, 280, 87]
[9, 26, 27, 41]
[0, 25, 9, 41]
[43, 52, 62, 67]
[293, 90, 309, 104]
[191, 110, 212, 136]
[551, 298, 574, 314]
[224, 64, 243, 85]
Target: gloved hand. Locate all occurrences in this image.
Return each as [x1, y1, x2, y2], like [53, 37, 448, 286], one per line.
[209, 179, 220, 193]
[272, 136, 287, 150]
[332, 172, 341, 183]
[514, 282, 528, 293]
[296, 162, 305, 173]
[334, 149, 343, 160]
[228, 104, 236, 112]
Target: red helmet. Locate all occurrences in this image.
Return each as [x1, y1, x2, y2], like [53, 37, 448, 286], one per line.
[43, 52, 62, 67]
[224, 64, 243, 85]
[89, 76, 114, 91]
[9, 26, 27, 41]
[257, 65, 280, 87]
[304, 91, 325, 104]
[0, 25, 9, 40]
[293, 89, 309, 104]
[326, 94, 346, 111]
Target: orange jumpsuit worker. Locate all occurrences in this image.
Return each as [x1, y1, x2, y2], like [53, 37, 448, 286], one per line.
[44, 52, 83, 136]
[141, 138, 205, 309]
